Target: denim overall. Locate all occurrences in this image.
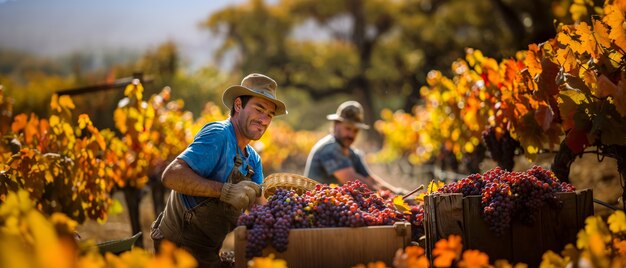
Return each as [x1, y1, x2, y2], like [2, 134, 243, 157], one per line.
[151, 153, 254, 268]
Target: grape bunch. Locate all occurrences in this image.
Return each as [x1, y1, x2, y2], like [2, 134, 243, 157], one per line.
[436, 166, 575, 235]
[238, 180, 424, 258]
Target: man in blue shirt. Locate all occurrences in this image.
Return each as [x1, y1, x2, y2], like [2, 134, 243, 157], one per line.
[304, 101, 402, 193]
[150, 73, 287, 267]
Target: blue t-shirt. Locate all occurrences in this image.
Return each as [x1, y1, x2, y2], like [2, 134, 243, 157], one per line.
[303, 134, 369, 185]
[177, 119, 263, 208]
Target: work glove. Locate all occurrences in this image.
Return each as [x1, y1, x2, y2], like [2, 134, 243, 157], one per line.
[220, 181, 261, 210]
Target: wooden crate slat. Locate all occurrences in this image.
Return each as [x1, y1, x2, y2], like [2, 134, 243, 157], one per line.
[424, 193, 464, 258]
[463, 196, 512, 261]
[425, 188, 594, 266]
[235, 222, 411, 268]
[511, 217, 543, 266]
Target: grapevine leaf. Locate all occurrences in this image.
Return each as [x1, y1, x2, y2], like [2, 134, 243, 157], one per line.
[564, 73, 592, 96]
[536, 59, 560, 99]
[50, 94, 61, 113]
[608, 211, 626, 233]
[569, 0, 588, 21]
[565, 128, 589, 154]
[558, 89, 588, 130]
[525, 44, 542, 78]
[392, 196, 411, 212]
[590, 107, 626, 145]
[58, 95, 75, 110]
[556, 47, 578, 72]
[534, 104, 554, 131]
[560, 26, 585, 55]
[11, 114, 27, 133]
[603, 3, 626, 52]
[516, 113, 543, 156]
[577, 22, 596, 56]
[592, 19, 612, 49]
[596, 75, 618, 98]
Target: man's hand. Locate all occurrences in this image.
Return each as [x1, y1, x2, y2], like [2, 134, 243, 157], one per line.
[220, 181, 261, 210]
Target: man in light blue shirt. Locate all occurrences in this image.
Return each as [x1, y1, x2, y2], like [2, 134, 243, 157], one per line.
[151, 73, 287, 267]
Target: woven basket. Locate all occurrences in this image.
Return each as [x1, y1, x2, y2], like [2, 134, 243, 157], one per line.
[262, 173, 319, 198]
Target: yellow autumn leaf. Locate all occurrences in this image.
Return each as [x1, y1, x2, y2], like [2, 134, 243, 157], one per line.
[570, 0, 588, 21]
[26, 210, 73, 268]
[248, 254, 287, 268]
[525, 145, 539, 154]
[608, 210, 626, 233]
[426, 180, 445, 193]
[49, 115, 60, 127]
[393, 195, 411, 212]
[539, 250, 567, 268]
[0, 237, 32, 268]
[50, 94, 61, 113]
[78, 114, 91, 129]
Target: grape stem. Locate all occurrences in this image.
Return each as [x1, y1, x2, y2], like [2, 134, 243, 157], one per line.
[402, 184, 425, 200]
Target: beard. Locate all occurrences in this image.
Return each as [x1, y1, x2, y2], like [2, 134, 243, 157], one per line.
[336, 136, 354, 148]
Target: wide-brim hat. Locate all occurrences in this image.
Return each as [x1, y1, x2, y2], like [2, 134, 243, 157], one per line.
[327, 100, 369, 129]
[222, 73, 287, 115]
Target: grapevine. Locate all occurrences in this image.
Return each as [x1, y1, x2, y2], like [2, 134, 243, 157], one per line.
[375, 0, 626, 186]
[0, 94, 115, 223]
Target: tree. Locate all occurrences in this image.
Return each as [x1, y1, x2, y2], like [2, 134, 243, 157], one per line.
[202, 0, 564, 144]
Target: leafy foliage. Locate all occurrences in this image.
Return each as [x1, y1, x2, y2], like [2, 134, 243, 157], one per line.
[376, 0, 626, 170]
[0, 190, 198, 268]
[0, 94, 114, 223]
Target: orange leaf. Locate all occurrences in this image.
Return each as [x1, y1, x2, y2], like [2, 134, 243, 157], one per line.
[525, 44, 542, 78]
[592, 19, 612, 49]
[604, 3, 626, 52]
[458, 250, 490, 268]
[11, 114, 27, 133]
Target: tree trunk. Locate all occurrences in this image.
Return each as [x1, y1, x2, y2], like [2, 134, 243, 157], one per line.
[150, 174, 166, 217]
[551, 141, 575, 183]
[123, 186, 144, 248]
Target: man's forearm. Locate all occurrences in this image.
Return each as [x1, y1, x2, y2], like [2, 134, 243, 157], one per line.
[161, 159, 223, 197]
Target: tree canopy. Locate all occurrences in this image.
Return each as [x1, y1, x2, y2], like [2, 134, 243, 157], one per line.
[201, 0, 572, 141]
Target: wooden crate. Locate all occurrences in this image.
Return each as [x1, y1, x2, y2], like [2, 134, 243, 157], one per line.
[234, 222, 412, 268]
[424, 189, 593, 267]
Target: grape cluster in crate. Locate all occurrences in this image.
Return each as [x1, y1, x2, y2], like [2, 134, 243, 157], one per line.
[238, 180, 423, 258]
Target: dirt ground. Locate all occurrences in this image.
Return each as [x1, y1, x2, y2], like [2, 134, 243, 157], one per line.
[76, 152, 623, 254]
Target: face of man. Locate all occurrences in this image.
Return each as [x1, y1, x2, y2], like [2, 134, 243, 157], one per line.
[234, 96, 276, 140]
[333, 121, 360, 148]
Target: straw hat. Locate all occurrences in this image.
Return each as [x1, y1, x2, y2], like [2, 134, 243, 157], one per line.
[222, 73, 287, 115]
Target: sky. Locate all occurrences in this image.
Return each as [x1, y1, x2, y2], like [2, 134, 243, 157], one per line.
[0, 0, 244, 69]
